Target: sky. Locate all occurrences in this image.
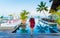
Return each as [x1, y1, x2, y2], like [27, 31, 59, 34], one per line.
[0, 0, 52, 17]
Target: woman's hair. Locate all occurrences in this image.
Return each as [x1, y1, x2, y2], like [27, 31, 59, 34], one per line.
[31, 16, 34, 18]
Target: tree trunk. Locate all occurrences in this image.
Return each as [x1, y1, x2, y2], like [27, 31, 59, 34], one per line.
[43, 10, 47, 17]
[21, 20, 26, 25]
[21, 20, 26, 29]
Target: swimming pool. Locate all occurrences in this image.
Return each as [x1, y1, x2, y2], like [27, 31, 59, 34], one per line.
[13, 18, 60, 34]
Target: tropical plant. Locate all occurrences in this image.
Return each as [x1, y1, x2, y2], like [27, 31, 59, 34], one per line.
[49, 12, 59, 20]
[20, 10, 29, 30]
[20, 10, 29, 24]
[0, 16, 3, 19]
[0, 16, 3, 25]
[37, 1, 48, 17]
[56, 18, 60, 25]
[50, 9, 56, 13]
[20, 10, 29, 20]
[56, 5, 60, 12]
[50, 5, 60, 25]
[54, 12, 60, 25]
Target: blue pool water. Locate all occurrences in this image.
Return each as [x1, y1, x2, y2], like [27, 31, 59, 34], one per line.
[0, 18, 60, 38]
[15, 18, 59, 34]
[16, 18, 39, 34]
[0, 17, 60, 38]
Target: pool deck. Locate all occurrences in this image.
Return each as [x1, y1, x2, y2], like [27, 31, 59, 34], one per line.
[0, 33, 60, 38]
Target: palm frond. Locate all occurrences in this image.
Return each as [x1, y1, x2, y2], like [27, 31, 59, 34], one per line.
[43, 2, 46, 7]
[20, 10, 29, 20]
[38, 5, 41, 7]
[44, 7, 48, 11]
[36, 1, 48, 12]
[41, 2, 44, 6]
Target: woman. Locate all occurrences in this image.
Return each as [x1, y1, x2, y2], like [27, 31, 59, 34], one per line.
[29, 17, 35, 35]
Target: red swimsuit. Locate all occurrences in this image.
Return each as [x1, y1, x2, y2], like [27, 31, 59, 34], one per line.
[29, 18, 35, 28]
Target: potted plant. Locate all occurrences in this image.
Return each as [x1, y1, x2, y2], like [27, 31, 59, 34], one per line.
[20, 10, 29, 30]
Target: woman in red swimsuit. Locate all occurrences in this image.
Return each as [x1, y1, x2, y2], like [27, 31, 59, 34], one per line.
[29, 17, 35, 35]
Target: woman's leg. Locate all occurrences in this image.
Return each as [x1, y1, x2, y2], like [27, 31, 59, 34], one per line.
[31, 28, 33, 35]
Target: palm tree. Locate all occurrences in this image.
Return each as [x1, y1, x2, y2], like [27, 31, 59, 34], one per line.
[37, 1, 48, 17]
[20, 10, 29, 30]
[20, 10, 29, 25]
[0, 16, 3, 25]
